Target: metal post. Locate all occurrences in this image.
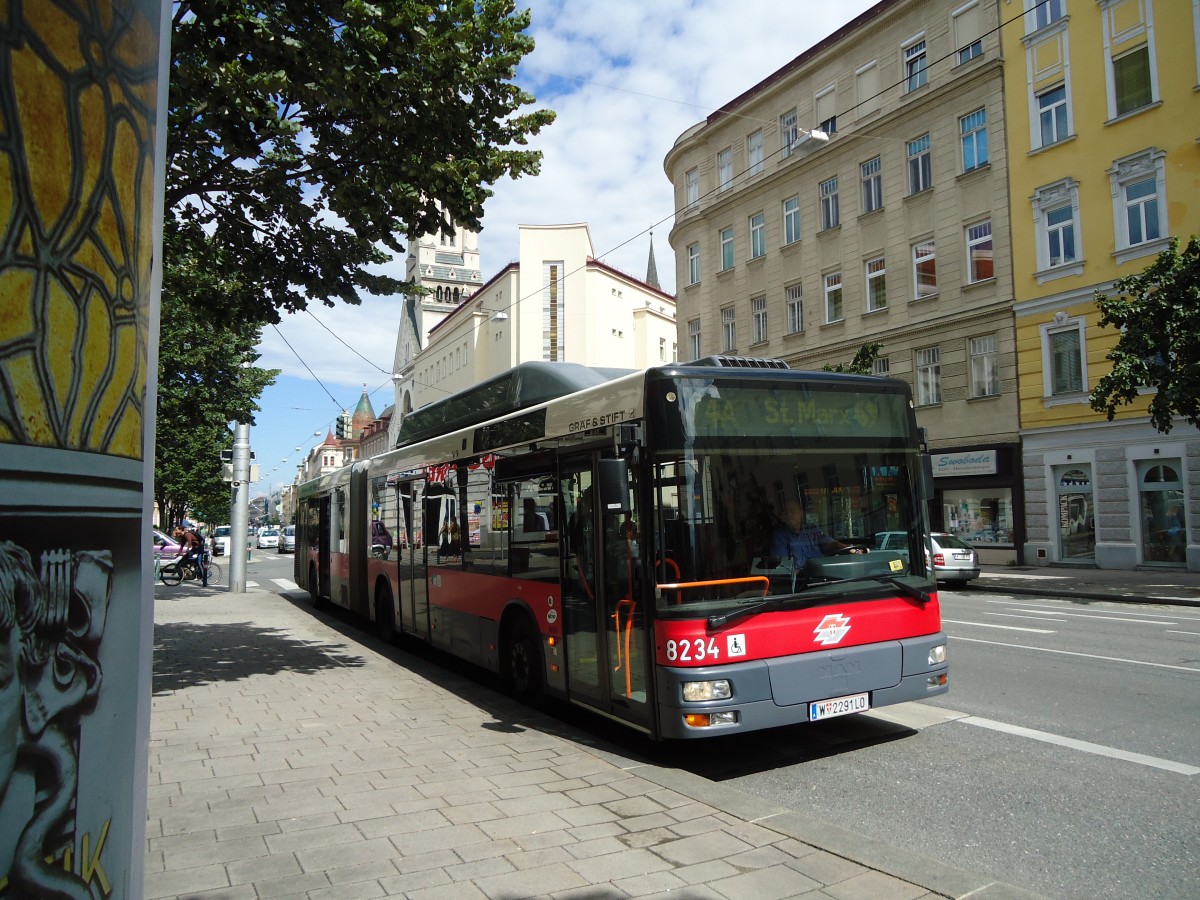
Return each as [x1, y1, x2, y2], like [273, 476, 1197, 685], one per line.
[229, 422, 252, 592]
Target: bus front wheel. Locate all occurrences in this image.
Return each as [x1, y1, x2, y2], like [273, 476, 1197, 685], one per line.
[505, 617, 543, 702]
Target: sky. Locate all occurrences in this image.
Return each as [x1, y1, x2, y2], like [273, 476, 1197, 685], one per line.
[248, 0, 879, 498]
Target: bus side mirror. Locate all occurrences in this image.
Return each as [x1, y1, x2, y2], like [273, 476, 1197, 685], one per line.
[919, 453, 934, 501]
[597, 458, 630, 513]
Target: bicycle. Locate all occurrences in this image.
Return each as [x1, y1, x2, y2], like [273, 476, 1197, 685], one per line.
[159, 551, 222, 586]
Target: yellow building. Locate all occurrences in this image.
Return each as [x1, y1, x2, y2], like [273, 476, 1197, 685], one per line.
[1002, 0, 1198, 570]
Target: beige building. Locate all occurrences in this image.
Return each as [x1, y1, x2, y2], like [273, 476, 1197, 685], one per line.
[395, 222, 676, 425]
[664, 0, 1022, 563]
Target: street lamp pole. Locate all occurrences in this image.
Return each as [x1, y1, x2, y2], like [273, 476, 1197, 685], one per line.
[229, 422, 252, 592]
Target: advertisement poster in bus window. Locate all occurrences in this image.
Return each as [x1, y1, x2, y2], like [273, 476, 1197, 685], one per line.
[0, 1, 166, 895]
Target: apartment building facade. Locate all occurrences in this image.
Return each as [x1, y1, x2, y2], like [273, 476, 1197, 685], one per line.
[1002, 0, 1199, 570]
[665, 0, 1022, 563]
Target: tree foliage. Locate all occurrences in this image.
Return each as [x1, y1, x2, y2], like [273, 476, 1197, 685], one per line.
[168, 0, 555, 323]
[155, 227, 279, 528]
[1089, 237, 1200, 434]
[823, 342, 882, 375]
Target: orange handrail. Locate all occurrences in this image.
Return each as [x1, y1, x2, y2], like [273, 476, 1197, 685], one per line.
[655, 575, 770, 599]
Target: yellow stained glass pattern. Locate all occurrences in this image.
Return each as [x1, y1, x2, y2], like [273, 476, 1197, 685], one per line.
[0, 0, 160, 460]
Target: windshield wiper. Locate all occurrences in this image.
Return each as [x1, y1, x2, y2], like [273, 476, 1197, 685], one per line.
[705, 574, 931, 631]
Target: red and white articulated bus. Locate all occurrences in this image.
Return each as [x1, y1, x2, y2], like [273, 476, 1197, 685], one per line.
[294, 357, 947, 739]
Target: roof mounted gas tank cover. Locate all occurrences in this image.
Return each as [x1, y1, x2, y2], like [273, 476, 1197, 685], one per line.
[690, 355, 790, 369]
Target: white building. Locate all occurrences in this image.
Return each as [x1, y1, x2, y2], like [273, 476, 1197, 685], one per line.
[392, 222, 676, 436]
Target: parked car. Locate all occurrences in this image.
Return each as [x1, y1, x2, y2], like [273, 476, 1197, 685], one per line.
[152, 528, 182, 561]
[211, 524, 231, 556]
[874, 531, 980, 585]
[257, 528, 279, 549]
[277, 525, 296, 553]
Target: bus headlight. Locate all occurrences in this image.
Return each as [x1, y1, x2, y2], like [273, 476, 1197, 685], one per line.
[928, 644, 946, 665]
[682, 680, 731, 702]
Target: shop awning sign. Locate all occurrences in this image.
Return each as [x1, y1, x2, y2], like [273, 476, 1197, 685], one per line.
[932, 449, 997, 478]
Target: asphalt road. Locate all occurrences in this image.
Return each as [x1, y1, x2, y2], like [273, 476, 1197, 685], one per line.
[237, 560, 1200, 900]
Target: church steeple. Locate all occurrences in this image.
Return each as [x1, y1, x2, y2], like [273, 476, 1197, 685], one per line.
[646, 232, 660, 291]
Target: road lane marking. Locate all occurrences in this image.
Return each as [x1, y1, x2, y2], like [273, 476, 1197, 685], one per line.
[978, 571, 1070, 580]
[1012, 608, 1177, 625]
[272, 578, 300, 591]
[1165, 630, 1200, 637]
[951, 635, 1200, 672]
[962, 716, 1200, 776]
[943, 619, 1054, 633]
[985, 598, 1200, 621]
[245, 581, 259, 588]
[985, 612, 1068, 623]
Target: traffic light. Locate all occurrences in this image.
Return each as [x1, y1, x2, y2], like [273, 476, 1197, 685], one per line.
[336, 411, 352, 440]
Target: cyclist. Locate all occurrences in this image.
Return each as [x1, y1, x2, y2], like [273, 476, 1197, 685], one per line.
[173, 525, 208, 587]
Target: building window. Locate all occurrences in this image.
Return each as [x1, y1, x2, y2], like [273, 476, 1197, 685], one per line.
[717, 147, 733, 191]
[966, 221, 993, 283]
[815, 84, 837, 135]
[543, 260, 564, 361]
[1044, 321, 1085, 396]
[904, 38, 928, 92]
[1031, 0, 1064, 31]
[824, 272, 843, 323]
[786, 284, 803, 334]
[721, 306, 736, 352]
[954, 1, 983, 64]
[960, 108, 987, 172]
[751, 295, 768, 344]
[866, 257, 887, 312]
[912, 240, 937, 298]
[872, 356, 890, 376]
[861, 156, 883, 213]
[719, 227, 734, 271]
[1108, 148, 1167, 262]
[906, 134, 931, 194]
[783, 195, 801, 245]
[1037, 85, 1069, 147]
[687, 243, 700, 285]
[819, 176, 839, 230]
[747, 129, 764, 176]
[685, 168, 699, 209]
[780, 108, 798, 158]
[855, 61, 880, 118]
[688, 318, 701, 360]
[1045, 205, 1077, 267]
[970, 334, 1000, 398]
[916, 346, 942, 406]
[1112, 45, 1153, 116]
[1032, 178, 1082, 279]
[749, 212, 765, 259]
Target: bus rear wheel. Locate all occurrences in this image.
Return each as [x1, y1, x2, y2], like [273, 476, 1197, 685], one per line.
[505, 617, 543, 702]
[375, 583, 396, 643]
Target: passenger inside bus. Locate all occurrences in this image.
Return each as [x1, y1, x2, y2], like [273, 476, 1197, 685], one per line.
[522, 498, 548, 532]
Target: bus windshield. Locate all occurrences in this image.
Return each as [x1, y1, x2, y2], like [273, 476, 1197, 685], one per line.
[649, 375, 930, 617]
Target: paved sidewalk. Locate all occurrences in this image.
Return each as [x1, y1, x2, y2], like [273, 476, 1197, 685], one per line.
[970, 563, 1200, 606]
[147, 587, 1040, 900]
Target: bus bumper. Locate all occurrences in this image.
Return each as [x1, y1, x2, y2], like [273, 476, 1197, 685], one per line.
[655, 632, 948, 740]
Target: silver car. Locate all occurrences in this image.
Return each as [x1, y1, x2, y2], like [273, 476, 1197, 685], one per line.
[277, 525, 296, 553]
[874, 531, 980, 585]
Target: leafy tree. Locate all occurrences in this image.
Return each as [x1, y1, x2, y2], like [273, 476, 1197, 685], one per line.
[155, 228, 279, 528]
[1089, 237, 1200, 434]
[823, 342, 882, 375]
[167, 0, 556, 323]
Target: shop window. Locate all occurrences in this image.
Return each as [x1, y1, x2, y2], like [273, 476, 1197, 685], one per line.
[942, 488, 1013, 546]
[1138, 461, 1185, 565]
[1056, 467, 1095, 560]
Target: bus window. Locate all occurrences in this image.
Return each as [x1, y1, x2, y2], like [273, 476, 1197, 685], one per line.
[508, 478, 557, 582]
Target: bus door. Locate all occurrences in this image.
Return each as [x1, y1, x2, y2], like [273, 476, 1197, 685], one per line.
[559, 455, 651, 731]
[317, 494, 331, 598]
[398, 480, 431, 640]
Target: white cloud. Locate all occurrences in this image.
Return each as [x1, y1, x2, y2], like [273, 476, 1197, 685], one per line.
[256, 0, 880, 389]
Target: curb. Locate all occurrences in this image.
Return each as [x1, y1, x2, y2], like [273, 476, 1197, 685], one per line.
[968, 579, 1200, 608]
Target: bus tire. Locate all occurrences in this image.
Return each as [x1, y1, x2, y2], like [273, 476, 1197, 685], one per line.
[375, 582, 396, 643]
[505, 616, 543, 702]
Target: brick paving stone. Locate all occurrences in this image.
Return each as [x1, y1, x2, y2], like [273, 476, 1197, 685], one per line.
[558, 805, 620, 828]
[324, 859, 404, 886]
[671, 858, 741, 885]
[251, 870, 332, 898]
[510, 828, 579, 852]
[621, 811, 677, 833]
[305, 880, 387, 899]
[442, 801, 504, 825]
[144, 863, 231, 899]
[406, 881, 490, 900]
[564, 836, 628, 860]
[393, 822, 490, 856]
[477, 810, 573, 840]
[492, 791, 578, 816]
[263, 822, 364, 853]
[551, 885, 630, 900]
[391, 848, 460, 875]
[505, 845, 576, 870]
[613, 868, 689, 896]
[822, 870, 931, 900]
[473, 861, 589, 898]
[617, 827, 676, 850]
[357, 808, 450, 840]
[709, 864, 821, 900]
[455, 837, 522, 863]
[295, 836, 401, 873]
[225, 852, 303, 885]
[786, 848, 868, 885]
[442, 855, 518, 882]
[653, 832, 755, 867]
[604, 795, 666, 818]
[566, 847, 675, 883]
[564, 784, 627, 805]
[161, 835, 269, 871]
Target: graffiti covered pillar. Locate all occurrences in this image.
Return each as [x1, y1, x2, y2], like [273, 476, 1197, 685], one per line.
[0, 0, 169, 896]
